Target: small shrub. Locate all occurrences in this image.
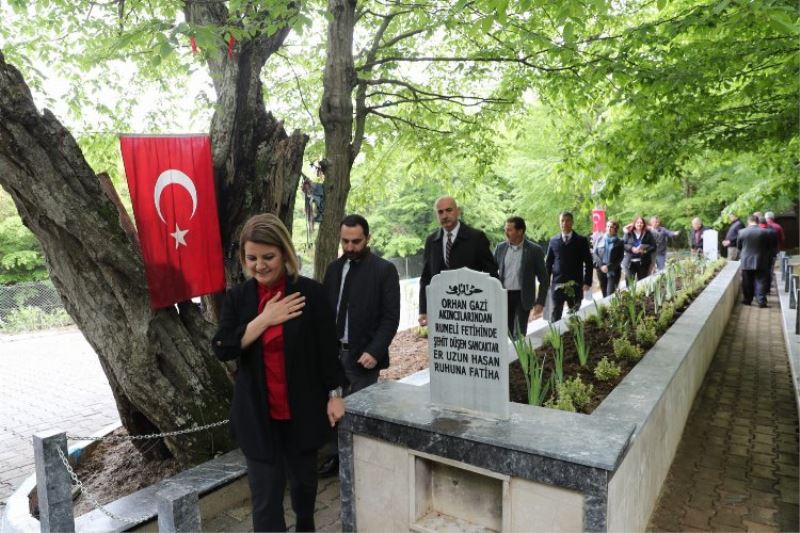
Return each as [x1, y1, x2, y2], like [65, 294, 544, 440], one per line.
[613, 337, 643, 361]
[657, 303, 675, 331]
[0, 306, 72, 334]
[545, 394, 576, 412]
[635, 321, 657, 347]
[594, 357, 622, 381]
[557, 376, 594, 410]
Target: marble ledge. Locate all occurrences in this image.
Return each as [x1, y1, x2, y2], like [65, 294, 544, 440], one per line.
[343, 381, 635, 473]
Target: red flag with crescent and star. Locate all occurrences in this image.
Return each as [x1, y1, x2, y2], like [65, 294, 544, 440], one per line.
[592, 209, 606, 234]
[120, 135, 225, 308]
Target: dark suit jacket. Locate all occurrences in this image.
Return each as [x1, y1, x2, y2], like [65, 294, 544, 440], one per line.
[323, 251, 401, 371]
[212, 276, 344, 461]
[419, 222, 498, 313]
[592, 235, 625, 275]
[494, 239, 549, 310]
[545, 233, 593, 288]
[737, 226, 775, 271]
[622, 230, 657, 272]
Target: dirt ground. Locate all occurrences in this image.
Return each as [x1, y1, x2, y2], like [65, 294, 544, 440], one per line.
[70, 326, 429, 516]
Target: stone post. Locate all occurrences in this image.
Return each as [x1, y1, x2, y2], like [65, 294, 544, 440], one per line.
[790, 275, 798, 310]
[780, 254, 788, 281]
[33, 430, 75, 533]
[785, 264, 793, 293]
[156, 484, 202, 532]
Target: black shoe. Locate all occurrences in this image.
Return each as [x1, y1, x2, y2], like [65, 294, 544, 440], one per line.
[758, 302, 768, 308]
[318, 456, 339, 478]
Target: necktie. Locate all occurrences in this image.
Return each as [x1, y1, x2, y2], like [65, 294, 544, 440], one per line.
[563, 235, 570, 244]
[445, 232, 453, 268]
[336, 261, 354, 340]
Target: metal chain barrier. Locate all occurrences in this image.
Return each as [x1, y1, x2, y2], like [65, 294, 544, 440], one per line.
[56, 446, 151, 525]
[54, 419, 228, 524]
[66, 419, 228, 442]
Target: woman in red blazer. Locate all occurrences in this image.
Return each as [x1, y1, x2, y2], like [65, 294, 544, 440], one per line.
[213, 213, 345, 532]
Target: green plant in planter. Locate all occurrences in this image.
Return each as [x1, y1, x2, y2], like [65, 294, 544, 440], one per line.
[653, 276, 664, 314]
[570, 314, 590, 367]
[555, 376, 594, 410]
[635, 320, 657, 347]
[613, 337, 643, 361]
[546, 322, 565, 385]
[657, 303, 676, 331]
[512, 335, 550, 407]
[674, 289, 690, 309]
[594, 357, 622, 381]
[591, 297, 608, 326]
[664, 266, 677, 300]
[545, 394, 576, 412]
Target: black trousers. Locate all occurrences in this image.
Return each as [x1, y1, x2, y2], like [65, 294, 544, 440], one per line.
[506, 290, 528, 338]
[742, 269, 769, 305]
[627, 260, 651, 281]
[595, 268, 620, 297]
[550, 286, 580, 322]
[246, 421, 318, 532]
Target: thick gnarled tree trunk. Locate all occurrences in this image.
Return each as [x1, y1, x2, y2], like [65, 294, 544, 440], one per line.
[315, 0, 357, 280]
[0, 0, 307, 464]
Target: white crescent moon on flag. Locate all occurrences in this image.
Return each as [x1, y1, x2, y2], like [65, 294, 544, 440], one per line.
[153, 169, 198, 224]
[592, 212, 601, 223]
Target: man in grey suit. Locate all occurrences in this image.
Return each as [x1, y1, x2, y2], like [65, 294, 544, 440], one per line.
[737, 214, 775, 308]
[494, 216, 549, 337]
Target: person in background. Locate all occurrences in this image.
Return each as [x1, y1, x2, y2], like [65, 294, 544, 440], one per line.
[545, 211, 593, 321]
[212, 214, 345, 532]
[319, 214, 400, 477]
[765, 211, 785, 282]
[722, 212, 745, 261]
[690, 217, 705, 257]
[737, 214, 774, 308]
[418, 196, 498, 326]
[494, 216, 549, 337]
[622, 215, 656, 281]
[759, 214, 780, 293]
[592, 219, 625, 297]
[649, 215, 680, 272]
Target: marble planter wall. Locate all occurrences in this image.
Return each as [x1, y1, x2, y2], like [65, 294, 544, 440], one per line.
[340, 262, 740, 532]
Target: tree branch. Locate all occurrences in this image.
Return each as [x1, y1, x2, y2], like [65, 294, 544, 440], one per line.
[366, 109, 452, 133]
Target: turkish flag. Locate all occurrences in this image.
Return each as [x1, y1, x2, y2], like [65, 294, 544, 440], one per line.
[120, 135, 225, 308]
[592, 209, 606, 234]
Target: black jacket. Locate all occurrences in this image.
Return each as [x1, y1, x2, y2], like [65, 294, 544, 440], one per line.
[212, 276, 344, 461]
[419, 222, 498, 314]
[494, 239, 549, 310]
[737, 226, 777, 271]
[545, 232, 593, 288]
[622, 230, 657, 271]
[323, 251, 400, 370]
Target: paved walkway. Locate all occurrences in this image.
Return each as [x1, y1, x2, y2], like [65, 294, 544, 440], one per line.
[648, 300, 799, 532]
[0, 328, 120, 520]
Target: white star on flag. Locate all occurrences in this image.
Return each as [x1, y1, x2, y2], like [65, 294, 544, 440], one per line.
[170, 224, 189, 249]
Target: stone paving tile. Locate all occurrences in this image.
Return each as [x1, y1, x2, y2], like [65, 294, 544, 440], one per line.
[647, 302, 800, 532]
[0, 328, 120, 521]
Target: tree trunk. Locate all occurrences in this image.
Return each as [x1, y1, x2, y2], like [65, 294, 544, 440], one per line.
[0, 4, 307, 464]
[314, 0, 357, 280]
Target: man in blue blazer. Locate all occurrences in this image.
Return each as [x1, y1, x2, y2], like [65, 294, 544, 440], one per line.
[545, 211, 593, 321]
[494, 216, 549, 337]
[418, 196, 498, 326]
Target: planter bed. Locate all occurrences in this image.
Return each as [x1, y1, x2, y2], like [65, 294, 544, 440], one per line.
[339, 261, 740, 532]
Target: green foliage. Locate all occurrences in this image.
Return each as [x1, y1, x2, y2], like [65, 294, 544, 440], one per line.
[594, 357, 622, 382]
[0, 193, 48, 283]
[513, 335, 550, 406]
[551, 376, 594, 411]
[545, 394, 576, 413]
[634, 320, 658, 347]
[657, 303, 676, 332]
[0, 306, 72, 333]
[546, 322, 565, 385]
[613, 337, 643, 361]
[568, 314, 590, 367]
[416, 326, 428, 339]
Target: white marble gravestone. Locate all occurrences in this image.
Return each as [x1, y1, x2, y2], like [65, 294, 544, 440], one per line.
[427, 268, 509, 418]
[702, 229, 719, 260]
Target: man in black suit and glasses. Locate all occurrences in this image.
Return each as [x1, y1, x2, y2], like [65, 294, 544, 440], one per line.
[545, 211, 593, 322]
[418, 196, 498, 326]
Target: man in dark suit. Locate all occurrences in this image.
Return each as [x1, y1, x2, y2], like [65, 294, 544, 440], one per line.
[494, 216, 549, 337]
[738, 214, 777, 307]
[418, 196, 498, 326]
[545, 211, 593, 322]
[319, 214, 400, 476]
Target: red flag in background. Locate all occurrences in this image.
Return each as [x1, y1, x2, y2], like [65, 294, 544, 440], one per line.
[120, 135, 225, 308]
[592, 209, 606, 234]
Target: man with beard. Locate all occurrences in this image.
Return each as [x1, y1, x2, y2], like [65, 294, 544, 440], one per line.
[319, 214, 400, 476]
